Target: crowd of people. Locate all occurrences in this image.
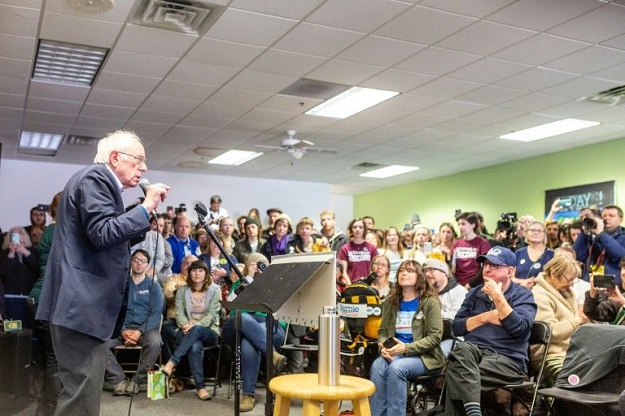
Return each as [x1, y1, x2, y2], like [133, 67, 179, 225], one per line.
[2, 130, 624, 415]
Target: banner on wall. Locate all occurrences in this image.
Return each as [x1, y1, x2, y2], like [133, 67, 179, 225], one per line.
[545, 181, 615, 221]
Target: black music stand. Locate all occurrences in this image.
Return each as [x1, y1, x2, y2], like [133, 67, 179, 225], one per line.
[224, 252, 336, 416]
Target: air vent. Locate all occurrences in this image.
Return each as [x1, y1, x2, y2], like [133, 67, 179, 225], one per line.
[131, 0, 226, 36]
[65, 135, 99, 146]
[581, 84, 625, 106]
[351, 162, 386, 171]
[280, 79, 351, 100]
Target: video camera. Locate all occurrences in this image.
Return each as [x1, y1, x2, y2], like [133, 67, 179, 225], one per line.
[497, 212, 517, 232]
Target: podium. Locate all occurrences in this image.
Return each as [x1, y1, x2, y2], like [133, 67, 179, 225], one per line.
[224, 252, 336, 416]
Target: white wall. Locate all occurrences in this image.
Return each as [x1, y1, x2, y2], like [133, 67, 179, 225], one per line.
[0, 159, 353, 232]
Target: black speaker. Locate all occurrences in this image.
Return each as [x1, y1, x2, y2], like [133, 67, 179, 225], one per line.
[0, 329, 32, 394]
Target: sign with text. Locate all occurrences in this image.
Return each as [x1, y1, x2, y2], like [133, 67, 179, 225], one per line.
[545, 181, 615, 221]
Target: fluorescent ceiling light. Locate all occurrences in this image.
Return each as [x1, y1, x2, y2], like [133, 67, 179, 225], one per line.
[305, 86, 399, 119]
[19, 131, 64, 156]
[33, 40, 109, 86]
[360, 165, 420, 179]
[499, 118, 600, 142]
[208, 150, 263, 166]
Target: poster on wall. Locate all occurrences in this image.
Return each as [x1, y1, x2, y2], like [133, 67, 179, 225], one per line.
[545, 181, 615, 221]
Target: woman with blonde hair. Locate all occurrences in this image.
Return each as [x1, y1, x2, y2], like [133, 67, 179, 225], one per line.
[531, 255, 587, 384]
[378, 226, 404, 282]
[369, 255, 392, 300]
[514, 221, 554, 288]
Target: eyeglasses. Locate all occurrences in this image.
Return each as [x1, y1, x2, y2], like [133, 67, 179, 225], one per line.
[561, 275, 576, 284]
[132, 257, 148, 264]
[527, 228, 544, 233]
[483, 262, 502, 270]
[118, 151, 147, 166]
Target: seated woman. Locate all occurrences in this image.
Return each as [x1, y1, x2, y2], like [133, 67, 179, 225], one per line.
[288, 216, 330, 253]
[531, 256, 588, 384]
[221, 253, 286, 413]
[369, 254, 392, 300]
[378, 227, 404, 280]
[161, 261, 221, 401]
[370, 260, 445, 416]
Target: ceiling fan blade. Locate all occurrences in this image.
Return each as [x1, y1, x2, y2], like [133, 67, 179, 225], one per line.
[255, 144, 285, 150]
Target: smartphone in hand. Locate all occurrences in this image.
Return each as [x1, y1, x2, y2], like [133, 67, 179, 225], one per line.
[383, 337, 398, 349]
[594, 274, 616, 289]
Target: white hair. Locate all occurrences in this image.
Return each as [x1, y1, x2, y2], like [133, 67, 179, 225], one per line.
[93, 130, 142, 164]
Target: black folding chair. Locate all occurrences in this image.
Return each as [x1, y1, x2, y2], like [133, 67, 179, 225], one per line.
[409, 318, 457, 414]
[483, 320, 552, 416]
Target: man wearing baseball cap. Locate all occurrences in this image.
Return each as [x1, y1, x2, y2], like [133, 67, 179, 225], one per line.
[441, 246, 537, 416]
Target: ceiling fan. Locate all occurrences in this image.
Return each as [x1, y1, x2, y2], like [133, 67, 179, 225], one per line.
[255, 130, 338, 160]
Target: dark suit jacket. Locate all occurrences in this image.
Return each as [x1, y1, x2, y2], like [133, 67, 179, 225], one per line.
[36, 164, 150, 341]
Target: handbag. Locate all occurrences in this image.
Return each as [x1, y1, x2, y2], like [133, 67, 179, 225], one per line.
[147, 370, 169, 400]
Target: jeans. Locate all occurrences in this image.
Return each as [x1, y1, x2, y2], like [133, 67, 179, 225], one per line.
[222, 313, 285, 396]
[170, 325, 218, 390]
[105, 329, 162, 385]
[370, 354, 438, 416]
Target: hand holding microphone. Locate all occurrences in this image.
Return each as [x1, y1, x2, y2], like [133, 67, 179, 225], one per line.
[138, 178, 170, 215]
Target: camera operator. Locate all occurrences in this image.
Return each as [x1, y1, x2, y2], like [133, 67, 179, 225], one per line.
[574, 205, 625, 284]
[583, 256, 625, 324]
[493, 213, 518, 250]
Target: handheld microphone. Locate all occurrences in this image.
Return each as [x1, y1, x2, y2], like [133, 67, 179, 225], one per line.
[138, 178, 158, 219]
[363, 272, 377, 285]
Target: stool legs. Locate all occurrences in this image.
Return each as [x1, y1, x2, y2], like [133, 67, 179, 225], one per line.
[352, 397, 372, 416]
[302, 399, 322, 416]
[273, 394, 291, 416]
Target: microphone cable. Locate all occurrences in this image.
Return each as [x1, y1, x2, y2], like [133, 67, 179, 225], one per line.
[126, 214, 162, 416]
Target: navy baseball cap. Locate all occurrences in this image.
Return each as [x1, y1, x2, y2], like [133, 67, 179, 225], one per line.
[477, 246, 516, 267]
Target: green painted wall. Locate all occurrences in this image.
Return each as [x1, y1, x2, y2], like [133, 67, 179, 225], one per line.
[354, 137, 625, 232]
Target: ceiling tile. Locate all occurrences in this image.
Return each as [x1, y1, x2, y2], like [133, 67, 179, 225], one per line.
[437, 21, 536, 56]
[208, 88, 271, 107]
[0, 57, 30, 79]
[152, 80, 218, 100]
[337, 35, 426, 67]
[375, 6, 477, 44]
[26, 97, 81, 114]
[493, 34, 590, 66]
[0, 75, 28, 95]
[225, 69, 298, 93]
[29, 80, 90, 101]
[543, 45, 625, 75]
[420, 100, 487, 118]
[167, 60, 240, 86]
[410, 78, 484, 99]
[185, 38, 265, 67]
[248, 49, 326, 77]
[204, 8, 297, 47]
[499, 93, 570, 112]
[488, 0, 600, 31]
[548, 4, 625, 43]
[273, 22, 363, 57]
[541, 76, 623, 99]
[306, 60, 384, 86]
[40, 12, 122, 48]
[80, 103, 134, 119]
[131, 109, 186, 125]
[455, 85, 528, 106]
[591, 62, 625, 83]
[360, 69, 436, 93]
[0, 33, 35, 60]
[192, 101, 248, 119]
[447, 58, 531, 83]
[495, 68, 578, 91]
[140, 95, 202, 113]
[115, 24, 197, 58]
[0, 4, 40, 37]
[420, 0, 516, 18]
[307, 0, 411, 33]
[87, 88, 148, 107]
[104, 50, 178, 78]
[257, 95, 323, 113]
[239, 108, 298, 124]
[395, 47, 481, 76]
[230, 0, 321, 20]
[0, 93, 25, 109]
[95, 71, 161, 94]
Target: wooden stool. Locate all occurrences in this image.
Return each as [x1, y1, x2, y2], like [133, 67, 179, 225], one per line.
[269, 373, 375, 416]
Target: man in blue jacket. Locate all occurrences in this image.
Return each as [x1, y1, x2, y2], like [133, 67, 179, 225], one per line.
[443, 246, 537, 416]
[36, 130, 170, 415]
[574, 205, 625, 284]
